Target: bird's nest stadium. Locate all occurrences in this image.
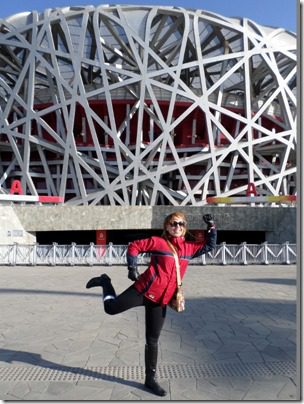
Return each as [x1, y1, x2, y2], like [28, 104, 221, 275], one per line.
[0, 5, 297, 206]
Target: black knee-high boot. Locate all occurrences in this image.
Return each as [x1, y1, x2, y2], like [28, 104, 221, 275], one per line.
[144, 343, 167, 396]
[86, 274, 116, 299]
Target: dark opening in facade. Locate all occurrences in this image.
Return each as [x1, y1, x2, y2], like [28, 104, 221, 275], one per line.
[36, 229, 266, 245]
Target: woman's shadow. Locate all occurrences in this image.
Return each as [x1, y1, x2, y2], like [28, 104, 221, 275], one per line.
[0, 347, 145, 391]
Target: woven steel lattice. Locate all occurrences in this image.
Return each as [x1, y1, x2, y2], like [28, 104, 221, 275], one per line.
[0, 5, 296, 205]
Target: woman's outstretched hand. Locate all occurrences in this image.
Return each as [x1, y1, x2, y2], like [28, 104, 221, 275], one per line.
[128, 266, 140, 281]
[203, 214, 215, 230]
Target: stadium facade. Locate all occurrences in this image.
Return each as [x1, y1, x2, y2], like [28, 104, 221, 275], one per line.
[0, 5, 297, 245]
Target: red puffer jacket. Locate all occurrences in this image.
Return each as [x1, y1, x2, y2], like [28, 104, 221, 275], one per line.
[127, 228, 216, 306]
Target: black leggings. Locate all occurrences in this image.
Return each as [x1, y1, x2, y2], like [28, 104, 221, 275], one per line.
[104, 285, 167, 346]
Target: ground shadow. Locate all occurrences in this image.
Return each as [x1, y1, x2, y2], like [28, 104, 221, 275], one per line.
[0, 347, 145, 392]
[0, 288, 99, 297]
[238, 278, 296, 286]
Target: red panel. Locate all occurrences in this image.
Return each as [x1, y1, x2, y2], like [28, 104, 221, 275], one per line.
[96, 229, 107, 245]
[38, 196, 64, 203]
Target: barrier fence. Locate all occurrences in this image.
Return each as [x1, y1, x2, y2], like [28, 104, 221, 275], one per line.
[0, 242, 296, 266]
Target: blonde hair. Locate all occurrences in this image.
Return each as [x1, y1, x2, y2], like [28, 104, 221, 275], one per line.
[162, 211, 187, 238]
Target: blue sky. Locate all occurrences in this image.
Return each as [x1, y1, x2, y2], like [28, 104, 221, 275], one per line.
[0, 0, 297, 33]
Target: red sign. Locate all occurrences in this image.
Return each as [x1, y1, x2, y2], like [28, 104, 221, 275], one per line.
[96, 230, 107, 245]
[10, 180, 24, 195]
[246, 182, 257, 196]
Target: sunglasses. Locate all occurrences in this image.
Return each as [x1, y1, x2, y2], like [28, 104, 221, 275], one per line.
[169, 221, 186, 227]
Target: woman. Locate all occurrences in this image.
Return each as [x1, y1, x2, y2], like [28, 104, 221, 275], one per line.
[86, 211, 217, 396]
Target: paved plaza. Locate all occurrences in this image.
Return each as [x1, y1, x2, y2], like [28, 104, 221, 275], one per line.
[0, 264, 299, 400]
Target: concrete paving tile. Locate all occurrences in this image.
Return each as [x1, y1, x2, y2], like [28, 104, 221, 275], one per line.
[86, 349, 117, 367]
[200, 334, 223, 349]
[265, 336, 296, 347]
[164, 320, 184, 333]
[62, 351, 91, 368]
[178, 330, 197, 344]
[247, 323, 272, 337]
[261, 344, 292, 361]
[170, 385, 210, 401]
[267, 324, 296, 336]
[115, 325, 141, 340]
[94, 325, 128, 343]
[218, 339, 256, 352]
[202, 343, 221, 356]
[2, 381, 31, 400]
[132, 384, 170, 401]
[76, 322, 103, 333]
[251, 337, 271, 351]
[89, 339, 119, 354]
[277, 378, 298, 400]
[179, 341, 201, 355]
[35, 351, 66, 366]
[209, 357, 243, 366]
[213, 330, 237, 340]
[267, 330, 296, 342]
[264, 342, 296, 361]
[215, 378, 251, 400]
[200, 320, 230, 330]
[262, 353, 290, 363]
[0, 381, 33, 400]
[230, 312, 248, 321]
[43, 381, 75, 397]
[178, 347, 214, 363]
[65, 338, 96, 353]
[159, 331, 181, 350]
[0, 391, 23, 401]
[42, 338, 72, 353]
[242, 378, 291, 400]
[228, 376, 253, 397]
[212, 351, 240, 361]
[118, 337, 141, 349]
[196, 377, 244, 400]
[76, 378, 122, 400]
[115, 347, 140, 365]
[287, 334, 297, 344]
[237, 350, 264, 363]
[284, 350, 297, 361]
[195, 329, 221, 339]
[264, 317, 296, 329]
[229, 324, 257, 336]
[107, 357, 130, 366]
[57, 383, 113, 400]
[17, 341, 57, 355]
[20, 381, 54, 400]
[169, 378, 197, 400]
[161, 349, 196, 364]
[109, 384, 145, 400]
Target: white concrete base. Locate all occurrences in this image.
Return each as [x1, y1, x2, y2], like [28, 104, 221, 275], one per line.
[0, 205, 36, 244]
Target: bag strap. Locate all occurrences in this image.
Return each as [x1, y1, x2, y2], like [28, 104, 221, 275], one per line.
[166, 239, 182, 287]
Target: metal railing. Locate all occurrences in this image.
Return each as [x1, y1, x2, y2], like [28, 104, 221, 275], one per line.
[0, 242, 296, 266]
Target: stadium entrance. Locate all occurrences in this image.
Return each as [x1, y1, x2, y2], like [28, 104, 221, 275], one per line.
[35, 229, 266, 245]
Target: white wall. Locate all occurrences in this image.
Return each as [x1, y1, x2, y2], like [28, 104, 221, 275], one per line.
[0, 205, 36, 244]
